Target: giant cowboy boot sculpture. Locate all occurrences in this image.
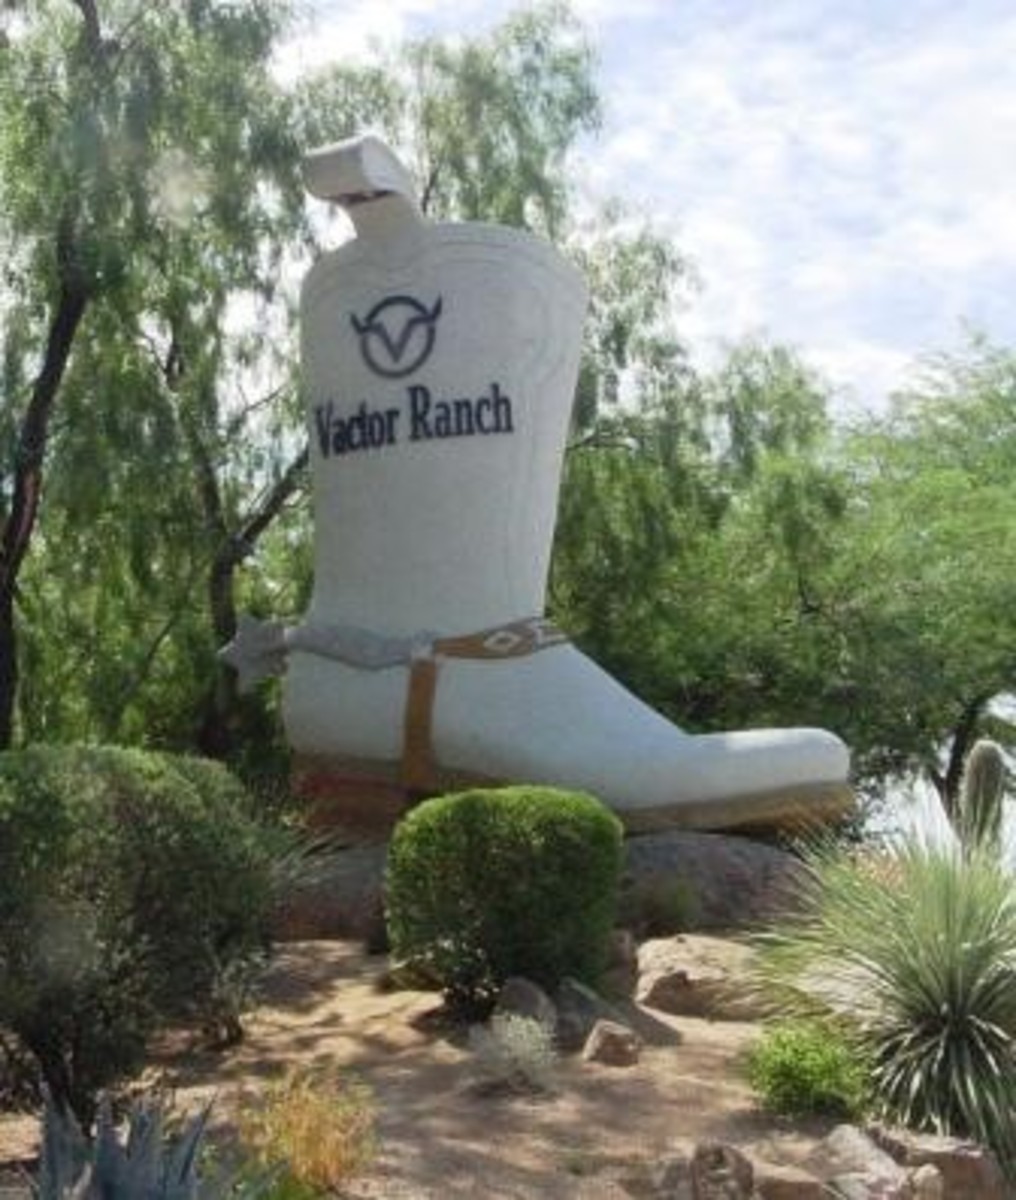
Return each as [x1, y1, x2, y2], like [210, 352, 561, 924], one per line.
[222, 134, 852, 834]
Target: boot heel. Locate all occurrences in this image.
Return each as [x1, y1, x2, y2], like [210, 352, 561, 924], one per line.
[294, 753, 496, 839]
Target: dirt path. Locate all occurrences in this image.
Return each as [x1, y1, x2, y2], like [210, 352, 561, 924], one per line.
[1, 941, 838, 1198]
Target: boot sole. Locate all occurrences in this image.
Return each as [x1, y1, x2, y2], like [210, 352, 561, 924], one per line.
[293, 754, 854, 841]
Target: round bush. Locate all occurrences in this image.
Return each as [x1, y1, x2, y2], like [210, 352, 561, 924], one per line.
[385, 786, 623, 1010]
[0, 744, 274, 1125]
[747, 1019, 868, 1118]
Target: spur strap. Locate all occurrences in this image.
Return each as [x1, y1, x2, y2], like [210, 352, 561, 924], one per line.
[401, 617, 567, 791]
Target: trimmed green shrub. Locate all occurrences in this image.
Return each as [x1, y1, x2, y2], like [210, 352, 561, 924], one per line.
[0, 745, 274, 1127]
[750, 840, 1016, 1177]
[746, 1019, 867, 1118]
[386, 786, 623, 1011]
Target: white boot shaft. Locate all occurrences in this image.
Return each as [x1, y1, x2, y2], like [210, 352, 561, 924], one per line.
[301, 203, 586, 635]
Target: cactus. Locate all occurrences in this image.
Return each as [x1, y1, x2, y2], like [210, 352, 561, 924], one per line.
[34, 1093, 270, 1200]
[954, 738, 1008, 855]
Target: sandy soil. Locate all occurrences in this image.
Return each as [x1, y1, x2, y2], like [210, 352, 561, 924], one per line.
[0, 940, 839, 1198]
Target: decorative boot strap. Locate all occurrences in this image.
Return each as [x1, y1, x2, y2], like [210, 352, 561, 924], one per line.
[219, 614, 568, 793]
[401, 617, 567, 791]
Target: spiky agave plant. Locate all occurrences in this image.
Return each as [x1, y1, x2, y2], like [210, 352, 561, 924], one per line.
[750, 840, 1016, 1176]
[34, 1093, 274, 1200]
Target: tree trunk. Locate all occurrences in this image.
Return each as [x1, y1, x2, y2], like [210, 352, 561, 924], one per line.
[0, 593, 17, 751]
[195, 445, 309, 759]
[0, 283, 90, 748]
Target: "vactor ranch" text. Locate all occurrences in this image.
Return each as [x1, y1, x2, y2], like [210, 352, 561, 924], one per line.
[314, 382, 514, 458]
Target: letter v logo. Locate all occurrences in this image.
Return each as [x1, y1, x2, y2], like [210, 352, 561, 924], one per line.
[351, 294, 443, 379]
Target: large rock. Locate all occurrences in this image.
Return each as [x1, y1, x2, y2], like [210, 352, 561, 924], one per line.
[637, 935, 761, 1020]
[751, 1157, 827, 1199]
[825, 1127, 908, 1196]
[272, 842, 387, 941]
[494, 976, 557, 1030]
[273, 828, 803, 942]
[554, 977, 633, 1052]
[869, 1125, 1008, 1200]
[622, 830, 804, 932]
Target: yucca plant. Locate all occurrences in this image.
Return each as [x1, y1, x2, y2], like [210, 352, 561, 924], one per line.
[750, 839, 1016, 1176]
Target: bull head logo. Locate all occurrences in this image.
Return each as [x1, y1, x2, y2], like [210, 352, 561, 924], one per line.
[351, 294, 443, 379]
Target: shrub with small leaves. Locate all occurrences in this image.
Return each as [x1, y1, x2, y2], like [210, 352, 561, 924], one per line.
[237, 1070, 375, 1191]
[386, 786, 623, 1012]
[468, 1013, 557, 1095]
[0, 745, 274, 1127]
[746, 1019, 868, 1118]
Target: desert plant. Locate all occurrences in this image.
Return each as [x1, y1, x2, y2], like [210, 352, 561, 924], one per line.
[35, 1091, 277, 1200]
[746, 1019, 867, 1118]
[750, 839, 1016, 1175]
[386, 786, 623, 1011]
[952, 738, 1008, 855]
[0, 745, 274, 1126]
[468, 1012, 558, 1095]
[237, 1070, 375, 1191]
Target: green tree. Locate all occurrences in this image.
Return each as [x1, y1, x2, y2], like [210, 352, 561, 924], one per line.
[826, 338, 1016, 808]
[0, 0, 307, 753]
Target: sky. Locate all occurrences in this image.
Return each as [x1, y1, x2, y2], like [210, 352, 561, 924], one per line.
[280, 0, 1016, 415]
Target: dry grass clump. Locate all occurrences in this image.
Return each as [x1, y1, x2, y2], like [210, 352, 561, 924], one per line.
[237, 1069, 375, 1190]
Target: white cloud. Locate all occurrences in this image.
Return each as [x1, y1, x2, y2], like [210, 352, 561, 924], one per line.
[284, 0, 1016, 411]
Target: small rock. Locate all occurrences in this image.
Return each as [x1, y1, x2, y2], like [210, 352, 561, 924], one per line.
[494, 976, 557, 1029]
[582, 1019, 642, 1067]
[636, 935, 761, 1020]
[691, 1141, 754, 1198]
[868, 1125, 1007, 1200]
[614, 1154, 692, 1199]
[908, 1164, 943, 1200]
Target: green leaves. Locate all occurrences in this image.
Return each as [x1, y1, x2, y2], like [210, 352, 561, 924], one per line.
[751, 841, 1016, 1174]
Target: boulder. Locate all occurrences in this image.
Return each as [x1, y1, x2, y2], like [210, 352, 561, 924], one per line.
[272, 842, 387, 941]
[622, 830, 804, 932]
[273, 828, 803, 941]
[826, 1176, 908, 1199]
[554, 977, 633, 1051]
[751, 1157, 827, 1199]
[581, 1019, 642, 1067]
[636, 935, 761, 1020]
[602, 927, 640, 997]
[908, 1165, 943, 1200]
[825, 1127, 908, 1195]
[691, 1141, 755, 1199]
[868, 1125, 1007, 1200]
[494, 976, 557, 1030]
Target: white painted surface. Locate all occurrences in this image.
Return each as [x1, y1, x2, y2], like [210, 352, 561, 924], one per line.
[282, 136, 850, 824]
